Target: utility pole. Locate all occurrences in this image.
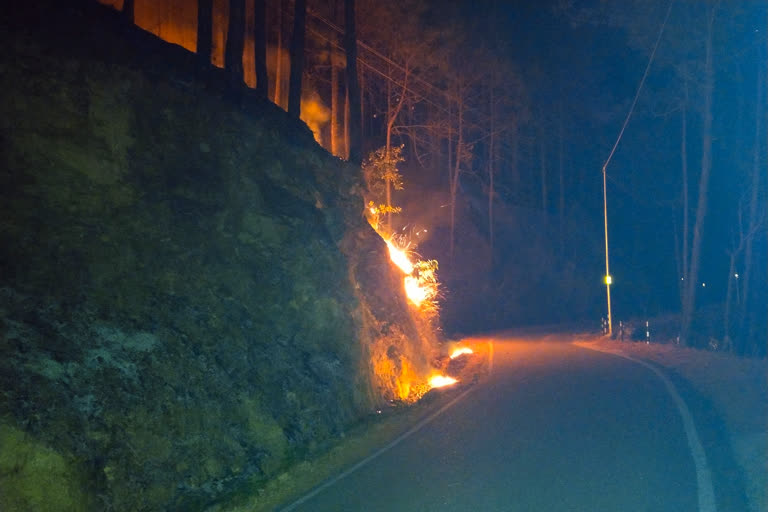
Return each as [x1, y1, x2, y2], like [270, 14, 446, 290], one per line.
[602, 164, 612, 336]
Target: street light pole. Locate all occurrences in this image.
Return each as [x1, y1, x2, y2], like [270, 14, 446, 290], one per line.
[602, 164, 612, 336]
[596, 0, 672, 338]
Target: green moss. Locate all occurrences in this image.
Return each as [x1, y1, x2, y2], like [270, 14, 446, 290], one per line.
[241, 213, 285, 247]
[240, 396, 288, 476]
[0, 421, 92, 512]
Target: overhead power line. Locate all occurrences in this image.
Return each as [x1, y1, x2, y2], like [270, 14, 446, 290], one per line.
[603, 0, 675, 172]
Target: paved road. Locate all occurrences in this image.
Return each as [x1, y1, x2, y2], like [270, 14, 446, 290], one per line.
[285, 335, 703, 511]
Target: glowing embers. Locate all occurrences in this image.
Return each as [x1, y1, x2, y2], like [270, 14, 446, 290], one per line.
[450, 347, 474, 359]
[429, 375, 458, 388]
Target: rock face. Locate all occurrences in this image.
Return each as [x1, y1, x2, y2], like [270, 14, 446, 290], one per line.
[0, 2, 429, 510]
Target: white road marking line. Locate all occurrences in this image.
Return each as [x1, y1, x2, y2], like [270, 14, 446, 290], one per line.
[578, 345, 717, 512]
[279, 385, 475, 511]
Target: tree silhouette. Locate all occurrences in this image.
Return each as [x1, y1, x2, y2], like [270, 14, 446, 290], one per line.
[224, 0, 246, 88]
[196, 0, 213, 69]
[254, 0, 268, 99]
[288, 0, 306, 118]
[122, 0, 134, 24]
[344, 0, 362, 162]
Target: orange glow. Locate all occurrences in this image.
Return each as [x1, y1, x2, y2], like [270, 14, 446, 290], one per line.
[429, 375, 458, 388]
[450, 347, 473, 359]
[386, 239, 414, 274]
[404, 276, 426, 305]
[383, 238, 438, 308]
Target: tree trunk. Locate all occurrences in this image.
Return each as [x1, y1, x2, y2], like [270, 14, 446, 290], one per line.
[359, 66, 365, 142]
[450, 97, 464, 260]
[344, 0, 362, 163]
[724, 251, 736, 351]
[680, 6, 716, 346]
[225, 0, 246, 88]
[385, 71, 392, 230]
[288, 0, 306, 119]
[196, 0, 213, 68]
[274, 0, 283, 107]
[254, 0, 268, 99]
[510, 117, 519, 189]
[488, 82, 495, 262]
[739, 61, 764, 353]
[122, 0, 135, 24]
[344, 79, 350, 159]
[446, 103, 453, 260]
[540, 135, 548, 211]
[330, 49, 339, 156]
[680, 89, 689, 307]
[558, 104, 565, 258]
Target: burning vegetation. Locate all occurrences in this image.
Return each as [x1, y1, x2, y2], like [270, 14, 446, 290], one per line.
[384, 233, 439, 311]
[361, 147, 460, 402]
[99, 0, 463, 405]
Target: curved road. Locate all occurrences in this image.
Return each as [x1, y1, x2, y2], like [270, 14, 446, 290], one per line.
[284, 335, 706, 511]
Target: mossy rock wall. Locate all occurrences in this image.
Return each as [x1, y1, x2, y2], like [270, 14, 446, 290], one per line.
[0, 2, 421, 510]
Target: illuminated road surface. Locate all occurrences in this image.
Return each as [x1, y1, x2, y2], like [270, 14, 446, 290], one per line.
[284, 335, 718, 511]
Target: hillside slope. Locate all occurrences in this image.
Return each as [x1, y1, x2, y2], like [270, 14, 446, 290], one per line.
[0, 2, 433, 510]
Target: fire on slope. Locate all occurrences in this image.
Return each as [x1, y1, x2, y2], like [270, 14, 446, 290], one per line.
[365, 208, 457, 396]
[384, 237, 439, 310]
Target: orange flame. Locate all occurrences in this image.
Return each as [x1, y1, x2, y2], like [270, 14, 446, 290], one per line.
[385, 239, 414, 275]
[383, 238, 438, 308]
[450, 347, 473, 359]
[429, 375, 458, 388]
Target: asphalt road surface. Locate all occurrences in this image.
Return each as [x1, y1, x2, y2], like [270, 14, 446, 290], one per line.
[283, 334, 716, 511]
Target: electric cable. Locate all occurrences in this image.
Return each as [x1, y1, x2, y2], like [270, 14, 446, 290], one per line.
[603, 0, 675, 172]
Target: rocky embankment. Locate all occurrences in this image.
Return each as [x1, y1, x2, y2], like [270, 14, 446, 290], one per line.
[0, 2, 432, 510]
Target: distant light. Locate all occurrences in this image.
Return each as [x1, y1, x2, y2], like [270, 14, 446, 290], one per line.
[681, 277, 684, 281]
[734, 273, 739, 279]
[702, 282, 706, 287]
[605, 275, 612, 285]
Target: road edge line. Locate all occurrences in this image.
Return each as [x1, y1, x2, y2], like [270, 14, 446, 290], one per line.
[279, 385, 475, 511]
[577, 343, 717, 512]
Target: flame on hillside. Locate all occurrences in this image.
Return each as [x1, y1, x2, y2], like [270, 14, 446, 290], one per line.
[382, 236, 439, 309]
[386, 239, 414, 275]
[450, 347, 473, 359]
[429, 375, 458, 388]
[363, 206, 448, 401]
